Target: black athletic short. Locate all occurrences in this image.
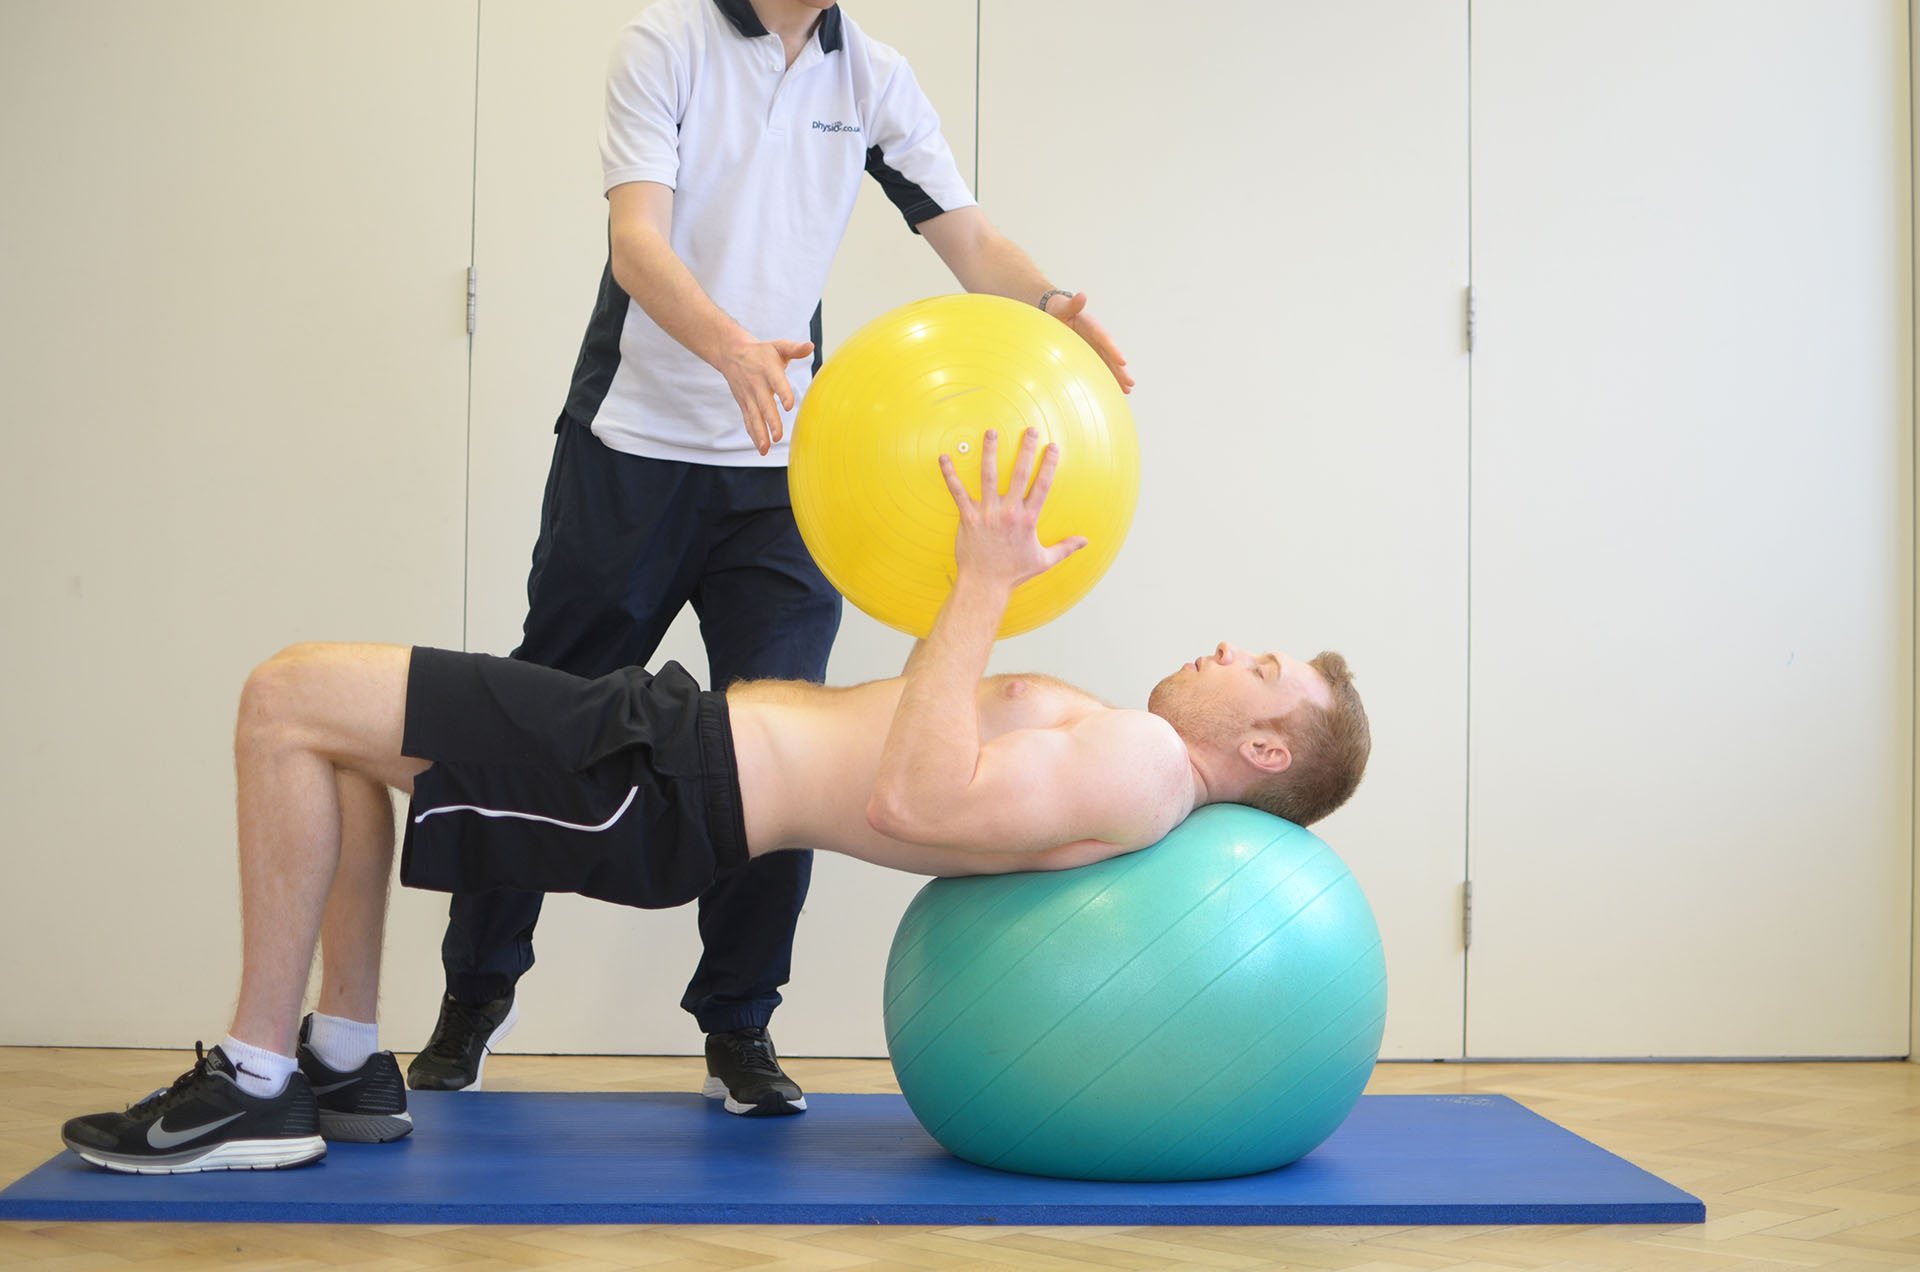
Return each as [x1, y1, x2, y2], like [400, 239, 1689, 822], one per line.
[398, 647, 749, 910]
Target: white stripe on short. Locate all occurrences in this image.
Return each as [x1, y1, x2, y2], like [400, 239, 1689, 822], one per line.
[411, 786, 639, 833]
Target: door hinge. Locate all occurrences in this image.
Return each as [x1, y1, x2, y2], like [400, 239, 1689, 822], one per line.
[1462, 879, 1474, 950]
[466, 266, 478, 336]
[1464, 285, 1476, 353]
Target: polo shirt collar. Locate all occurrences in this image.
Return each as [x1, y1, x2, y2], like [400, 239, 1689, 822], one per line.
[712, 0, 845, 53]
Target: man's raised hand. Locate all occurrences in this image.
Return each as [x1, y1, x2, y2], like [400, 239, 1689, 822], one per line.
[939, 428, 1089, 589]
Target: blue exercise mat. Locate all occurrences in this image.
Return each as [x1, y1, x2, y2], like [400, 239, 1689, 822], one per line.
[0, 1092, 1703, 1225]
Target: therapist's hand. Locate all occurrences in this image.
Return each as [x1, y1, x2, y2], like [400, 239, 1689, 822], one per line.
[1044, 291, 1133, 394]
[717, 335, 815, 454]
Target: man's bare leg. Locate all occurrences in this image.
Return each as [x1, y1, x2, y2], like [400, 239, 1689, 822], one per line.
[230, 643, 425, 1059]
[60, 642, 428, 1172]
[312, 768, 395, 1025]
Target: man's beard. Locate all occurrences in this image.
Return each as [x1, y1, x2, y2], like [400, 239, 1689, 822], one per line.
[1147, 674, 1239, 750]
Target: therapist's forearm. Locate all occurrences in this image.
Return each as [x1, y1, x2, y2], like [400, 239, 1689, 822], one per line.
[610, 220, 755, 369]
[922, 210, 1055, 304]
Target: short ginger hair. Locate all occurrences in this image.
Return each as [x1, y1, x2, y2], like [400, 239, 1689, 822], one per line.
[1241, 651, 1370, 826]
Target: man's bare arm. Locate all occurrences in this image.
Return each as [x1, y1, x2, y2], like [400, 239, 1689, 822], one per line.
[867, 431, 1194, 863]
[865, 429, 1059, 839]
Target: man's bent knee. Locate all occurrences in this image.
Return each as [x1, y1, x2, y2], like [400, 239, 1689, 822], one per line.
[237, 643, 421, 788]
[237, 644, 337, 750]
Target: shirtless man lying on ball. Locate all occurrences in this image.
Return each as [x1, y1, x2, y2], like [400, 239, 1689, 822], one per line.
[60, 428, 1370, 1174]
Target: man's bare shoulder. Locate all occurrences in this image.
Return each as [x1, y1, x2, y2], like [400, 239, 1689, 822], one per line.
[1066, 705, 1194, 843]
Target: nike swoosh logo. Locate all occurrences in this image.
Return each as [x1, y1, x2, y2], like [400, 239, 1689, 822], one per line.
[146, 1111, 244, 1150]
[310, 1078, 359, 1095]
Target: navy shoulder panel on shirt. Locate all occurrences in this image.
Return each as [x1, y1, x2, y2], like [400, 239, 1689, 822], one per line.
[864, 145, 945, 232]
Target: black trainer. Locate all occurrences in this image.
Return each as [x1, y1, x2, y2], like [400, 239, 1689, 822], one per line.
[297, 1015, 413, 1142]
[405, 990, 518, 1091]
[60, 1043, 325, 1174]
[702, 1027, 807, 1116]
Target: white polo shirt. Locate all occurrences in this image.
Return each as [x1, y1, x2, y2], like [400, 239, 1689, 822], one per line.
[567, 0, 977, 466]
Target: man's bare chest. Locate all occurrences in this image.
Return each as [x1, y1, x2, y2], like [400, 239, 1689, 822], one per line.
[976, 674, 1105, 741]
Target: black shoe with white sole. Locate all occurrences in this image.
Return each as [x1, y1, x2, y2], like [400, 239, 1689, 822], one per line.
[405, 991, 518, 1091]
[297, 1015, 413, 1142]
[60, 1043, 325, 1175]
[703, 1026, 807, 1116]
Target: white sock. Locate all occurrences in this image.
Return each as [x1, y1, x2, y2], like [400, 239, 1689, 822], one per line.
[305, 1011, 379, 1073]
[219, 1035, 297, 1098]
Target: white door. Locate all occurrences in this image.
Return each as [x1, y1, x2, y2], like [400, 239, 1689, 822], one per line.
[977, 0, 1473, 1060]
[1467, 0, 1913, 1057]
[0, 1, 476, 1045]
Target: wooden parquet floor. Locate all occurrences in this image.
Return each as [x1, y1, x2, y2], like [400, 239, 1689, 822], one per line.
[2, 1048, 1917, 1270]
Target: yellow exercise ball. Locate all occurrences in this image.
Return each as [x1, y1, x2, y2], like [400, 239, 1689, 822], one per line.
[790, 293, 1139, 638]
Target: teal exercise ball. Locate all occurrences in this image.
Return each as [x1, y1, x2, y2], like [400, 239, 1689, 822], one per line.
[882, 805, 1388, 1181]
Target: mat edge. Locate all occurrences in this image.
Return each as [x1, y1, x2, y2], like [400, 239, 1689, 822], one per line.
[0, 1200, 1709, 1226]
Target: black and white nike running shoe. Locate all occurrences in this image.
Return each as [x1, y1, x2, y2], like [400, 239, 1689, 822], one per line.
[702, 1027, 807, 1116]
[406, 991, 517, 1091]
[60, 1043, 325, 1174]
[297, 1014, 413, 1143]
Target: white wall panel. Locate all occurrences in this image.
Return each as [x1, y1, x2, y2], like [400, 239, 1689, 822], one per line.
[0, 2, 476, 1044]
[1468, 0, 1913, 1056]
[977, 0, 1473, 1058]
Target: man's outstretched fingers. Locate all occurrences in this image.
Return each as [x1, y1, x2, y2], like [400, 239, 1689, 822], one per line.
[978, 429, 1000, 500]
[1043, 533, 1089, 571]
[1027, 439, 1061, 507]
[938, 452, 971, 510]
[1007, 428, 1041, 501]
